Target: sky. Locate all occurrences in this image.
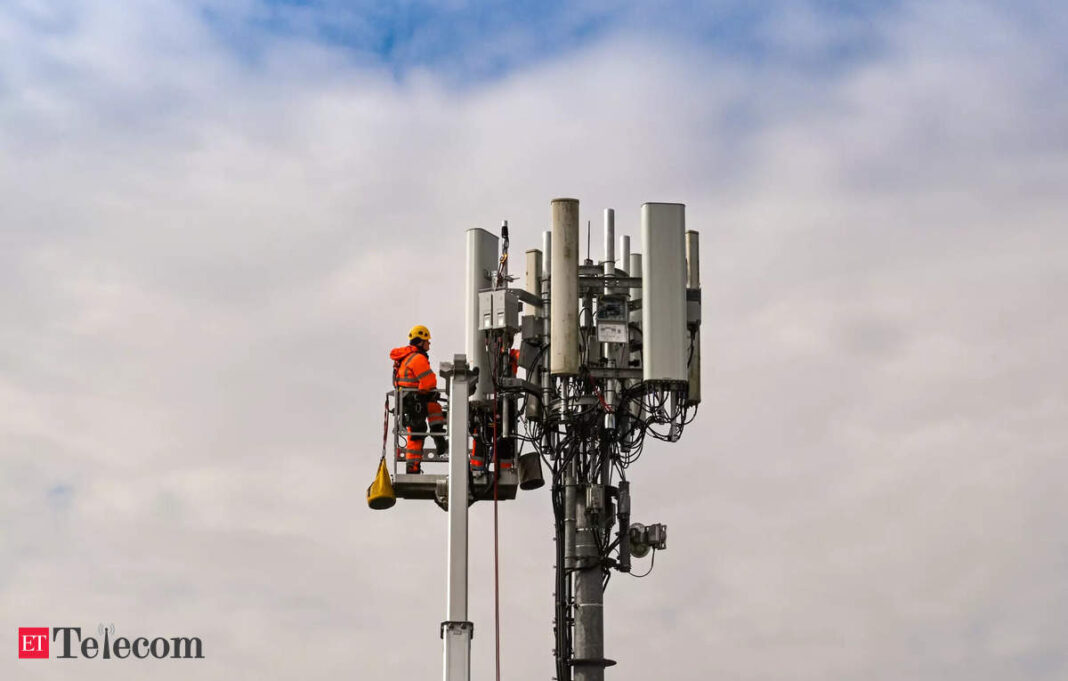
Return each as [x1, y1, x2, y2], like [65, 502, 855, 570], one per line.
[2, 0, 1067, 679]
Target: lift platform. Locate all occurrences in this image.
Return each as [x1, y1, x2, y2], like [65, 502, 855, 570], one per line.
[387, 387, 520, 508]
[392, 469, 519, 507]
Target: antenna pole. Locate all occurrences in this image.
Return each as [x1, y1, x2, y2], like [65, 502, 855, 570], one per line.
[441, 355, 475, 681]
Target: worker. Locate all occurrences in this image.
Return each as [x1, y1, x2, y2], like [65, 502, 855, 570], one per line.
[469, 347, 520, 476]
[390, 325, 447, 474]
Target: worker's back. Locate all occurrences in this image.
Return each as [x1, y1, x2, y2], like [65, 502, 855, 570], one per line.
[391, 345, 436, 392]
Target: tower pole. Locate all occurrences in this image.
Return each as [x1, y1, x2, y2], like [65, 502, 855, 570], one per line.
[441, 355, 474, 681]
[573, 471, 605, 681]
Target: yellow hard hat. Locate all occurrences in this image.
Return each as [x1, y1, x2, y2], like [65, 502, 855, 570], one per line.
[408, 325, 431, 342]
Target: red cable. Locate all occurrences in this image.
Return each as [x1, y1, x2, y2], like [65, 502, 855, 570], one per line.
[381, 397, 390, 462]
[492, 340, 502, 681]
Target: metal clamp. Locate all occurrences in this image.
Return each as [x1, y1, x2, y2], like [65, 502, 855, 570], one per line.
[440, 620, 474, 639]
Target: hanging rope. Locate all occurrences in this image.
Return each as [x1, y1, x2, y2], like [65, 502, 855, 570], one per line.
[492, 336, 502, 681]
[381, 396, 390, 461]
[489, 223, 508, 681]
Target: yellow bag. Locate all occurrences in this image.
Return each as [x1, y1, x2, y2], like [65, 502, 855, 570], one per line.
[367, 455, 396, 510]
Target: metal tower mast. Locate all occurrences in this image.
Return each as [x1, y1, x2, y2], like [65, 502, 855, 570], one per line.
[373, 197, 702, 681]
[495, 198, 701, 680]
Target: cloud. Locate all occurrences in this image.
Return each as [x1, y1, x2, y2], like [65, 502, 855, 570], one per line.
[2, 0, 1066, 679]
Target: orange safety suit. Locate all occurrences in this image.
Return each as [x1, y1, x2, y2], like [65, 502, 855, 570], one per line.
[470, 348, 521, 473]
[390, 344, 445, 471]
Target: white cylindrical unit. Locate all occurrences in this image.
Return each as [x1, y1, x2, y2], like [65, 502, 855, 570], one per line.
[641, 203, 687, 384]
[551, 198, 580, 376]
[526, 249, 543, 313]
[465, 228, 499, 400]
[618, 235, 630, 275]
[542, 231, 552, 279]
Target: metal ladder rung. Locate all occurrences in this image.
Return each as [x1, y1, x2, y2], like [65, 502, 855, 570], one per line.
[394, 448, 448, 462]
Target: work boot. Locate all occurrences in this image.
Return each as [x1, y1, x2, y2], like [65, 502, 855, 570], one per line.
[433, 436, 449, 457]
[406, 461, 422, 475]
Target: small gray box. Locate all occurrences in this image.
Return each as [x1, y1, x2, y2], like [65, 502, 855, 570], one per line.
[521, 314, 545, 342]
[686, 288, 701, 327]
[596, 294, 628, 343]
[478, 290, 520, 331]
[478, 291, 494, 330]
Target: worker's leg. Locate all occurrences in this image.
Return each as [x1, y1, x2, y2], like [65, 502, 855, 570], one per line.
[498, 437, 515, 470]
[404, 400, 428, 474]
[427, 400, 448, 456]
[469, 429, 486, 479]
[406, 427, 425, 474]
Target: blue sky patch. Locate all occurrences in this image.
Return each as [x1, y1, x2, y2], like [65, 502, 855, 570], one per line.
[199, 0, 898, 82]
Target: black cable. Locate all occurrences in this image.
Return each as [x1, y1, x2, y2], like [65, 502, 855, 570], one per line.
[630, 550, 656, 578]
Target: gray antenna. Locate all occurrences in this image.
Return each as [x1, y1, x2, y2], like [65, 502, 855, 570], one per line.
[586, 219, 592, 264]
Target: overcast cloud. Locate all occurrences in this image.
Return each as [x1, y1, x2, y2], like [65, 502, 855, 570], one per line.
[2, 0, 1066, 679]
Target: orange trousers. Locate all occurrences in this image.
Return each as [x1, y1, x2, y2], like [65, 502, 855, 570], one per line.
[405, 400, 444, 466]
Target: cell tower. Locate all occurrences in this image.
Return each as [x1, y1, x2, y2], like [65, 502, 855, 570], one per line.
[369, 198, 703, 681]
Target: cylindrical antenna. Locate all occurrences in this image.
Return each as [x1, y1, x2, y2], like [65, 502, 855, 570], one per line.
[525, 248, 545, 421]
[618, 235, 630, 275]
[525, 249, 543, 309]
[586, 220, 592, 264]
[551, 199, 580, 376]
[603, 208, 615, 265]
[542, 230, 552, 279]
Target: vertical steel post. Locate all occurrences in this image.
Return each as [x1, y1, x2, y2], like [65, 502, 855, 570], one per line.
[586, 208, 618, 681]
[603, 208, 618, 431]
[542, 230, 553, 428]
[441, 355, 474, 681]
[564, 460, 577, 571]
[573, 467, 604, 681]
